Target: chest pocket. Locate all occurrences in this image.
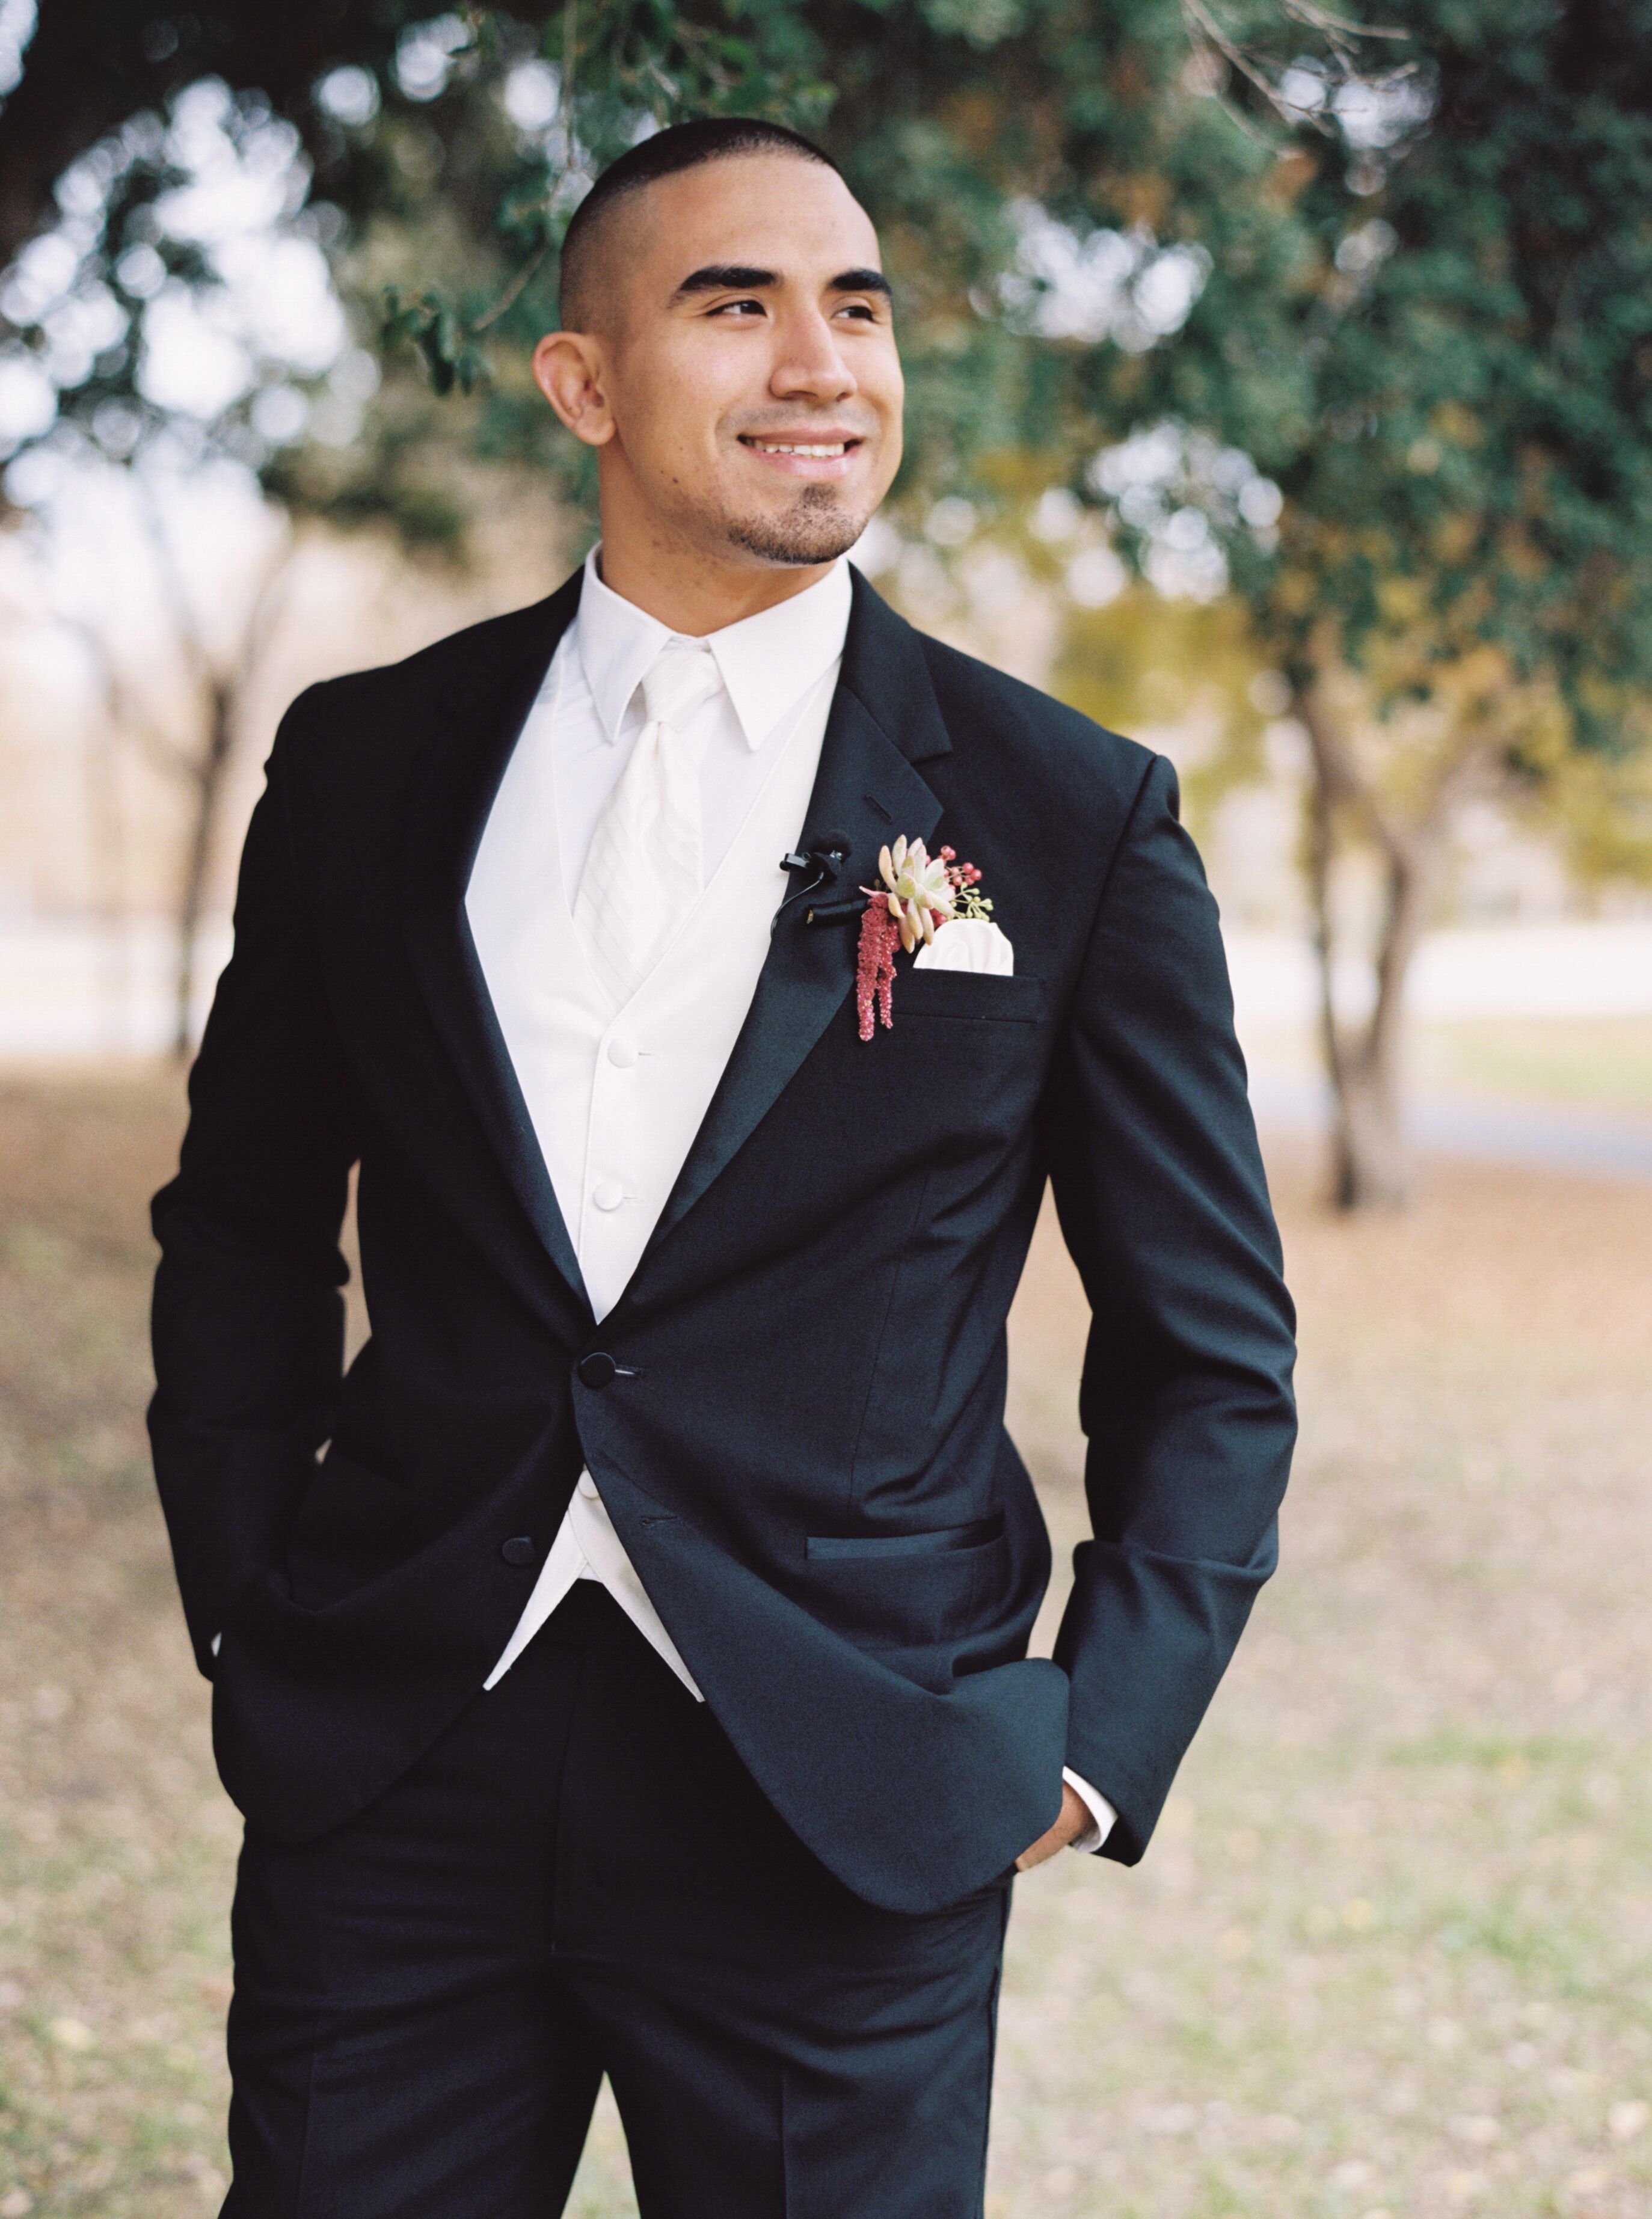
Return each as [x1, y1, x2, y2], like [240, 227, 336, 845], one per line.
[889, 972, 1043, 1023]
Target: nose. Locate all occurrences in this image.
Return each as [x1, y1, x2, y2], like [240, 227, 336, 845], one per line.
[769, 307, 856, 406]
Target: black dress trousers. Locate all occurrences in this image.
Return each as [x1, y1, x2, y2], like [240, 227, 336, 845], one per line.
[221, 1583, 1013, 2218]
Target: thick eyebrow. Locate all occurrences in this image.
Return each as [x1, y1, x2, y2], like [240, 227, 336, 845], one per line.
[829, 268, 892, 299]
[671, 263, 894, 302]
[673, 265, 778, 298]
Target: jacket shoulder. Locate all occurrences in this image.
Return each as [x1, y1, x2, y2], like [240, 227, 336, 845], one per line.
[259, 591, 570, 870]
[275, 595, 561, 752]
[916, 631, 1157, 807]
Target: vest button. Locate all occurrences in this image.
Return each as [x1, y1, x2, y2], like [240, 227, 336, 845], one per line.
[592, 1179, 625, 1212]
[500, 1535, 535, 1567]
[577, 1351, 618, 1389]
[606, 1037, 638, 1068]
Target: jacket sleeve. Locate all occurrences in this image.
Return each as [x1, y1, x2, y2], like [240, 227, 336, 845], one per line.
[148, 692, 360, 1675]
[1040, 751, 1297, 1864]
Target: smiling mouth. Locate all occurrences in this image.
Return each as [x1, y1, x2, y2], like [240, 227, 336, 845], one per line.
[740, 437, 862, 458]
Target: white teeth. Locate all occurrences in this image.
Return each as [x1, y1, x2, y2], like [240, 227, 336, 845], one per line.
[751, 441, 848, 457]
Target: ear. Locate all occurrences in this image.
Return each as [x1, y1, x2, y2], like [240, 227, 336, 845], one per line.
[534, 331, 616, 447]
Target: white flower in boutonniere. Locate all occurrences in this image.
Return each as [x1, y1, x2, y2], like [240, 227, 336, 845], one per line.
[855, 838, 999, 1039]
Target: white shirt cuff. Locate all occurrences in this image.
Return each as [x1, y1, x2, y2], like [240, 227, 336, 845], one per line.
[1061, 1766, 1116, 1854]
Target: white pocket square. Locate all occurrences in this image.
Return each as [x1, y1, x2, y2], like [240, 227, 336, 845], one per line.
[912, 917, 1015, 975]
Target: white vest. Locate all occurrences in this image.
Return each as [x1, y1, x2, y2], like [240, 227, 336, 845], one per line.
[468, 649, 837, 1691]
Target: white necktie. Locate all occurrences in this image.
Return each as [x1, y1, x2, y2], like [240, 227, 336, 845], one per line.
[573, 639, 723, 1007]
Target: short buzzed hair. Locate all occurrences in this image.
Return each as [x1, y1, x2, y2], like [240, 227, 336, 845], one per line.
[557, 115, 843, 332]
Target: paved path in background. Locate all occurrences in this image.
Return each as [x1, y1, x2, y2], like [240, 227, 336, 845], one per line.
[1249, 1069, 1652, 1183]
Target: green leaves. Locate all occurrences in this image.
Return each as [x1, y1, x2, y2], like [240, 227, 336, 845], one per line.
[1260, 0, 1652, 732]
[381, 287, 486, 395]
[361, 1, 834, 411]
[11, 0, 1644, 820]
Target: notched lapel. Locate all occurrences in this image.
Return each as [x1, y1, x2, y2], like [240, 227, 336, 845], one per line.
[399, 571, 591, 1315]
[640, 575, 952, 1260]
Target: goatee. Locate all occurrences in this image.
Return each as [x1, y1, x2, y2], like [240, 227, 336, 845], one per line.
[726, 486, 865, 567]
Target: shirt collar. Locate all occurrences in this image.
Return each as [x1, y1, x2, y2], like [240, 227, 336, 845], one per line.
[573, 544, 853, 753]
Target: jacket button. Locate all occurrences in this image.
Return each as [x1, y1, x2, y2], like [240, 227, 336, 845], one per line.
[577, 1351, 618, 1389]
[500, 1535, 535, 1567]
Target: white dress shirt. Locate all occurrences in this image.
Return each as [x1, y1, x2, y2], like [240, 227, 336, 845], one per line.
[464, 545, 1114, 1855]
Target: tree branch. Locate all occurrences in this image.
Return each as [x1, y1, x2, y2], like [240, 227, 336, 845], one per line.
[1291, 666, 1416, 876]
[58, 613, 200, 786]
[235, 525, 300, 684]
[130, 469, 220, 698]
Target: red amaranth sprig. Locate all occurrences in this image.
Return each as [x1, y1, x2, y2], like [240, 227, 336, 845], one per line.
[855, 897, 901, 1040]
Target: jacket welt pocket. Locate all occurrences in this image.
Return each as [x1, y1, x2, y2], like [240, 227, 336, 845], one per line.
[894, 973, 1043, 1022]
[805, 1517, 1004, 1561]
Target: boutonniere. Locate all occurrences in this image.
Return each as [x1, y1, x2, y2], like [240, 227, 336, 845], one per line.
[855, 838, 995, 1039]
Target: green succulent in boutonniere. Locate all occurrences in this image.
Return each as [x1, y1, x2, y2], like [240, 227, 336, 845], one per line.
[877, 835, 955, 954]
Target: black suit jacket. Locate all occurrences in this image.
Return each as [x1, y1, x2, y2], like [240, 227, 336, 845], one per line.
[149, 567, 1296, 1915]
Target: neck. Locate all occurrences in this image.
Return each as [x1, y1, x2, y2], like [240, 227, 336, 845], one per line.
[593, 481, 840, 637]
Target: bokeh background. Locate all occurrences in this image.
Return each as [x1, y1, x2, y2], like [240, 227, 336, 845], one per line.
[1, 4, 1649, 2215]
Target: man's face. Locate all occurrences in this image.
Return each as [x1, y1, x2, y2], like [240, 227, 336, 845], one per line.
[555, 155, 903, 568]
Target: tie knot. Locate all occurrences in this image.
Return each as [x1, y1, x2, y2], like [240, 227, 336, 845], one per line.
[640, 640, 722, 733]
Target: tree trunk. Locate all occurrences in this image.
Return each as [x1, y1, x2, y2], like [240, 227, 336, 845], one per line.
[151, 526, 296, 1063]
[1329, 881, 1425, 1208]
[1327, 1053, 1408, 1208]
[171, 678, 236, 1062]
[79, 713, 131, 1053]
[1295, 675, 1456, 1212]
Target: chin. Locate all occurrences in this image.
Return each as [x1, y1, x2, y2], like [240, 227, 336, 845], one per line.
[723, 488, 870, 568]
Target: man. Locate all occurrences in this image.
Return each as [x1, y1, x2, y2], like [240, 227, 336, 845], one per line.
[150, 116, 1295, 2218]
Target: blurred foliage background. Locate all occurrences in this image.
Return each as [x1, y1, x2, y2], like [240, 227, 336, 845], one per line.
[1, 0, 1649, 1196]
[1, 9, 1651, 2218]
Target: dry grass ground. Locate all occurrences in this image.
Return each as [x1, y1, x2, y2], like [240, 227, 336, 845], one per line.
[1409, 1017, 1652, 1113]
[0, 1069, 1648, 2219]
